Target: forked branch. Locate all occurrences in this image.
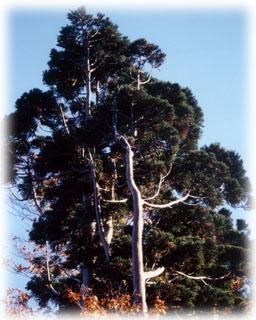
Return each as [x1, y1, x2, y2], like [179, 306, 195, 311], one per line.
[144, 165, 172, 201]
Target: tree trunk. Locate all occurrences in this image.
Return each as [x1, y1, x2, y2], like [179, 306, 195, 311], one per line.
[89, 151, 111, 262]
[85, 46, 92, 120]
[81, 266, 91, 287]
[121, 136, 147, 313]
[96, 80, 100, 106]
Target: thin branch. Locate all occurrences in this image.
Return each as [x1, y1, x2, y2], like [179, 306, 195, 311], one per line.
[59, 105, 70, 135]
[143, 192, 191, 209]
[45, 241, 60, 295]
[182, 201, 205, 207]
[91, 29, 100, 38]
[90, 56, 108, 73]
[8, 186, 27, 202]
[32, 186, 44, 215]
[103, 198, 128, 204]
[174, 271, 232, 282]
[188, 195, 206, 200]
[137, 69, 152, 90]
[144, 165, 172, 201]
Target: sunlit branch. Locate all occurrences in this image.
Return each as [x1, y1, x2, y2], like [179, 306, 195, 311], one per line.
[144, 267, 165, 280]
[103, 198, 128, 203]
[139, 74, 151, 86]
[144, 165, 172, 201]
[59, 105, 70, 135]
[143, 192, 191, 209]
[174, 270, 232, 286]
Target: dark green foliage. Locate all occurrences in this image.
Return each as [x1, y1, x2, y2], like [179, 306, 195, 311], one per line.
[5, 7, 252, 315]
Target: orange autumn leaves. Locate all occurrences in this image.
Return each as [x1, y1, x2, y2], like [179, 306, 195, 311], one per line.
[5, 288, 32, 317]
[65, 287, 168, 316]
[6, 288, 168, 317]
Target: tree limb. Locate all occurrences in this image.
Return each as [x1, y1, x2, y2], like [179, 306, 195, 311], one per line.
[8, 186, 27, 202]
[59, 105, 70, 135]
[144, 267, 165, 280]
[174, 271, 232, 283]
[144, 165, 172, 201]
[143, 192, 191, 209]
[32, 186, 44, 215]
[45, 241, 60, 295]
[139, 74, 151, 86]
[103, 198, 128, 203]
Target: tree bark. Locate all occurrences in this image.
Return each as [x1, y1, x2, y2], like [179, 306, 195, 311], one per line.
[81, 267, 91, 287]
[96, 80, 100, 106]
[119, 136, 166, 313]
[85, 45, 92, 120]
[120, 136, 147, 313]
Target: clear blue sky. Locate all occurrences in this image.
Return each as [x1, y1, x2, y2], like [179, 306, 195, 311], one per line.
[7, 7, 249, 290]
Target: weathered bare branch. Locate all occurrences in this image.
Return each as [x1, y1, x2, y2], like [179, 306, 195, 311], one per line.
[59, 105, 70, 135]
[144, 267, 165, 280]
[103, 198, 128, 203]
[139, 74, 151, 86]
[144, 165, 172, 201]
[45, 241, 60, 295]
[143, 192, 191, 209]
[174, 271, 232, 283]
[91, 29, 100, 38]
[91, 56, 108, 73]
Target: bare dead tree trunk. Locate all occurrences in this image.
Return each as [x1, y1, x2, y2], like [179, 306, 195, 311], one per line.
[119, 135, 166, 314]
[120, 136, 147, 313]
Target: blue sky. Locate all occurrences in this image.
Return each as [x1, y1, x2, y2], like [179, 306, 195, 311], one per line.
[7, 7, 249, 290]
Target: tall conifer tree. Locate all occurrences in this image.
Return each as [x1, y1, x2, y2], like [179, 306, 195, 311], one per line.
[5, 7, 252, 316]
